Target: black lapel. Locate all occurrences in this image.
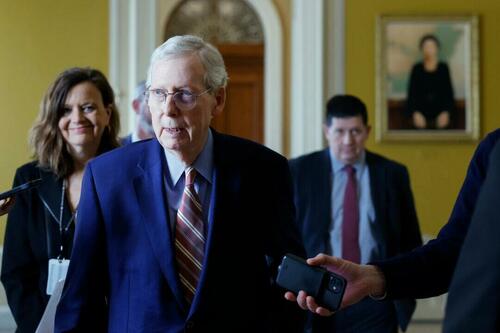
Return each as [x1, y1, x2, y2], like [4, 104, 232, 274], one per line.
[319, 149, 333, 244]
[37, 168, 64, 221]
[367, 151, 385, 226]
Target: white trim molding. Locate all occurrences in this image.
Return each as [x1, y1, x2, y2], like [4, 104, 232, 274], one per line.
[109, 0, 158, 137]
[110, 0, 285, 154]
[290, 0, 325, 157]
[328, 0, 346, 97]
[290, 0, 345, 157]
[246, 0, 284, 154]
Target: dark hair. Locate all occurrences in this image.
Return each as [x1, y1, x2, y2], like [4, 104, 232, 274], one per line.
[419, 34, 441, 50]
[325, 95, 368, 126]
[29, 67, 121, 178]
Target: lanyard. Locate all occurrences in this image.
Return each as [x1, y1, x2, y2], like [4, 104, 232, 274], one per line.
[39, 179, 76, 260]
[57, 179, 76, 260]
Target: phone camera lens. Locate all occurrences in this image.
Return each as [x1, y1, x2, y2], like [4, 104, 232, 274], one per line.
[329, 276, 343, 294]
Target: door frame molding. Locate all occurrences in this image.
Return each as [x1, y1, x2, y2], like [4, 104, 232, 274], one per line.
[290, 0, 345, 157]
[109, 0, 284, 153]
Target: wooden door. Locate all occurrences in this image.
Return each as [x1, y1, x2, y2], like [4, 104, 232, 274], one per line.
[211, 44, 264, 144]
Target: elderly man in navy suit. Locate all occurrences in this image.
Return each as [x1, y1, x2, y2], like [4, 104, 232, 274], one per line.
[55, 35, 305, 333]
[288, 95, 422, 333]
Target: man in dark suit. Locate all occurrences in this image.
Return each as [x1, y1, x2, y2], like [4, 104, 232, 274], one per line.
[289, 95, 422, 332]
[55, 35, 305, 333]
[443, 140, 500, 333]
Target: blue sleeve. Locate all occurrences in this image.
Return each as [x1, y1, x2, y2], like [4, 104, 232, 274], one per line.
[376, 129, 500, 299]
[444, 140, 500, 332]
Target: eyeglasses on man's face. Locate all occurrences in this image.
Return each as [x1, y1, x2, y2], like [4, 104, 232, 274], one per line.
[145, 87, 211, 111]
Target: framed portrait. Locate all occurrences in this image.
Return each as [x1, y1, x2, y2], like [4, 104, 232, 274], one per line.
[375, 15, 479, 141]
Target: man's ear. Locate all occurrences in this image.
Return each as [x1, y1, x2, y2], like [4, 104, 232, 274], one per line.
[323, 123, 331, 140]
[132, 100, 140, 115]
[212, 87, 226, 117]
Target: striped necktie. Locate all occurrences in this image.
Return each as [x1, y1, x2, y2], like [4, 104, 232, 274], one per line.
[175, 166, 205, 304]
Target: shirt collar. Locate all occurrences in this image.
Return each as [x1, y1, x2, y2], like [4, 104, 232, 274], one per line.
[164, 129, 214, 186]
[329, 149, 366, 174]
[131, 131, 139, 143]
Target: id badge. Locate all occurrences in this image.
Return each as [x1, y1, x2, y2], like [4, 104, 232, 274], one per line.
[47, 259, 70, 295]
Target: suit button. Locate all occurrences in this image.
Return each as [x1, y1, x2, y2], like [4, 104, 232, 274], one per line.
[186, 320, 195, 331]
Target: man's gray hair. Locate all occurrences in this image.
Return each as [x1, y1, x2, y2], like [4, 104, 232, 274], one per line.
[134, 80, 147, 101]
[146, 35, 228, 91]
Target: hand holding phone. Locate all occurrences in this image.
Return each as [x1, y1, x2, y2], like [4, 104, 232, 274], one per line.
[277, 253, 347, 312]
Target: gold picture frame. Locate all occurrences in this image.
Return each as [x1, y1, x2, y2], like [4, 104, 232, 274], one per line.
[375, 15, 479, 142]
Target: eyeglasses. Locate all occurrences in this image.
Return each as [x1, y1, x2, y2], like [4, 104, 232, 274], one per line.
[145, 87, 211, 111]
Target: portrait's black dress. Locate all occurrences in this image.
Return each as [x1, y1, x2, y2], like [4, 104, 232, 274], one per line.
[406, 61, 455, 127]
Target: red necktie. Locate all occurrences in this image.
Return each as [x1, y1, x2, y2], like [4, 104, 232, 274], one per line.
[175, 166, 205, 304]
[342, 165, 360, 263]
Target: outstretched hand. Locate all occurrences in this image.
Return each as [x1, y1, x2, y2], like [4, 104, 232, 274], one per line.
[284, 253, 386, 316]
[0, 196, 15, 216]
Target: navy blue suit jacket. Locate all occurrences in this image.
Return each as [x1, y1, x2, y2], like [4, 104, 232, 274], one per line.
[55, 132, 305, 333]
[443, 138, 500, 332]
[119, 134, 132, 146]
[376, 129, 500, 299]
[289, 149, 422, 331]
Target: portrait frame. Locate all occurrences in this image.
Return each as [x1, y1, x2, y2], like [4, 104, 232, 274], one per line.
[375, 15, 479, 142]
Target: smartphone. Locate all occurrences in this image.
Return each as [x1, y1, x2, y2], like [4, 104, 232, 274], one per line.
[0, 178, 42, 201]
[277, 253, 347, 312]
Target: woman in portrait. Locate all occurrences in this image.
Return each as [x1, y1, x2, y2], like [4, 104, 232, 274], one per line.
[0, 67, 120, 333]
[406, 34, 455, 129]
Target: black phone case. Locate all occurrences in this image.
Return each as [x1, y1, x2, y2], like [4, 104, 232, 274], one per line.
[276, 253, 347, 312]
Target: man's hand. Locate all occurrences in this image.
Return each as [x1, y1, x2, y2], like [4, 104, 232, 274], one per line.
[0, 196, 15, 216]
[284, 254, 386, 316]
[412, 111, 427, 129]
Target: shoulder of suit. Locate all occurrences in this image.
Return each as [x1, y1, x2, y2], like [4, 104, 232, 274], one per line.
[366, 150, 408, 172]
[289, 149, 327, 167]
[15, 160, 38, 173]
[481, 128, 500, 148]
[471, 128, 500, 170]
[89, 139, 154, 169]
[214, 132, 286, 164]
[15, 160, 46, 178]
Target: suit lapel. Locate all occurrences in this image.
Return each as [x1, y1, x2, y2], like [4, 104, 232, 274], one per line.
[133, 140, 186, 312]
[367, 152, 385, 224]
[366, 151, 388, 257]
[187, 131, 238, 318]
[318, 149, 333, 253]
[37, 169, 64, 221]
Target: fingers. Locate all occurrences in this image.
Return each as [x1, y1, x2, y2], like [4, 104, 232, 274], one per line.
[315, 306, 334, 316]
[305, 295, 319, 312]
[306, 295, 333, 317]
[284, 290, 334, 317]
[306, 253, 330, 266]
[284, 291, 311, 312]
[307, 253, 341, 268]
[296, 290, 308, 310]
[284, 291, 296, 302]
